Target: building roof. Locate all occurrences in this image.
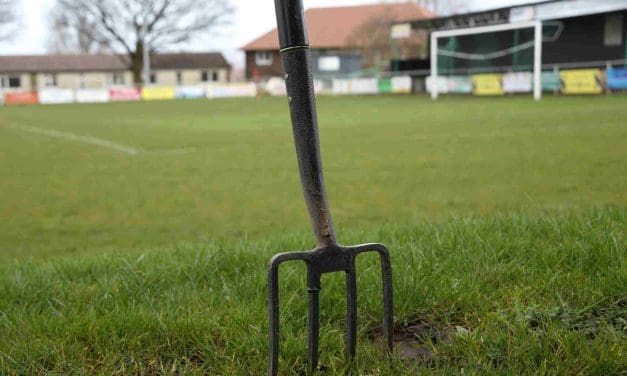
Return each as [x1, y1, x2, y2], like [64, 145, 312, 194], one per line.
[407, 0, 627, 30]
[242, 2, 435, 51]
[0, 52, 230, 74]
[151, 53, 231, 70]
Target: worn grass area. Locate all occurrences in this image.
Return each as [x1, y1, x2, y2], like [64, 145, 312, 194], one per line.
[0, 96, 626, 374]
[1, 209, 625, 374]
[0, 95, 625, 259]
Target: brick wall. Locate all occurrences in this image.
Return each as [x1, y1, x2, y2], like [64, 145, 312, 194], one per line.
[245, 50, 284, 81]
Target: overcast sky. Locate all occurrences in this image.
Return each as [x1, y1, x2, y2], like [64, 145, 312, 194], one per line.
[0, 0, 545, 67]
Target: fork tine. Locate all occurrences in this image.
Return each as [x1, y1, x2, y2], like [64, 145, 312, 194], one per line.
[345, 264, 358, 361]
[268, 252, 309, 376]
[307, 267, 321, 371]
[353, 244, 394, 352]
[376, 245, 395, 352]
[268, 258, 281, 376]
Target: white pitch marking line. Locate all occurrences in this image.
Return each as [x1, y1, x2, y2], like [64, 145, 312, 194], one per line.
[5, 123, 141, 155]
[144, 148, 196, 156]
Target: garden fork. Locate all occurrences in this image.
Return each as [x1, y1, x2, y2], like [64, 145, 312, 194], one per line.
[268, 1, 394, 374]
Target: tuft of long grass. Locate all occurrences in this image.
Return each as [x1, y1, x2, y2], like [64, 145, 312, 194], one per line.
[1, 208, 624, 374]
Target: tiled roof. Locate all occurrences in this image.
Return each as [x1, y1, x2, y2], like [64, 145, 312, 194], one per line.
[0, 52, 230, 73]
[242, 2, 434, 51]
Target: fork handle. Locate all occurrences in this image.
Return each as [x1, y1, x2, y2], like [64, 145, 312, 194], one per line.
[274, 0, 337, 248]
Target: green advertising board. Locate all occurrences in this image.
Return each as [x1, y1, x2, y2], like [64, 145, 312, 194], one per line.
[378, 78, 393, 94]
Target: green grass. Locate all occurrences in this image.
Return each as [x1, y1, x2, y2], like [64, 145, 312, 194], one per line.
[1, 210, 624, 374]
[0, 95, 625, 260]
[0, 96, 625, 374]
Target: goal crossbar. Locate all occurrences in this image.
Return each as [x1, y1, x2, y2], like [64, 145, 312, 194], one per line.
[430, 20, 543, 100]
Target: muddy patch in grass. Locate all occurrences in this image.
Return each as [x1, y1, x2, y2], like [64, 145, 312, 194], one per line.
[371, 319, 470, 364]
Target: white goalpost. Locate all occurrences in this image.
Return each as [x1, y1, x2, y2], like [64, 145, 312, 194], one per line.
[430, 20, 543, 101]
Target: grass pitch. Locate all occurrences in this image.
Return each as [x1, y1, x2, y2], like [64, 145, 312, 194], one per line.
[0, 96, 625, 374]
[0, 95, 625, 259]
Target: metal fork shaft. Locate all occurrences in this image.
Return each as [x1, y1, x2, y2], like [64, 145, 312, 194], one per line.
[281, 47, 337, 249]
[275, 0, 337, 249]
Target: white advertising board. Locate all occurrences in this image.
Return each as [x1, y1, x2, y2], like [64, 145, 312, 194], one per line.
[206, 83, 257, 98]
[75, 89, 110, 103]
[332, 79, 351, 95]
[176, 86, 206, 99]
[350, 78, 378, 95]
[39, 89, 75, 104]
[391, 76, 412, 93]
[503, 72, 533, 93]
[426, 76, 450, 94]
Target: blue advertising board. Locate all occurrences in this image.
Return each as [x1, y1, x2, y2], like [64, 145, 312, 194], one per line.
[607, 68, 627, 90]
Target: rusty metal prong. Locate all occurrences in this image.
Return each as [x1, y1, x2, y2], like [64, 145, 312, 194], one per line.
[268, 251, 310, 376]
[351, 243, 394, 353]
[345, 261, 358, 362]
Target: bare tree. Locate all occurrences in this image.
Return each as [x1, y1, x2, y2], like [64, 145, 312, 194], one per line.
[48, 6, 109, 54]
[53, 0, 234, 84]
[0, 0, 16, 41]
[348, 7, 428, 70]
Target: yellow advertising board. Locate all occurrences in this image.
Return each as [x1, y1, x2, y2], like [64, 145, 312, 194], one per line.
[560, 69, 603, 94]
[141, 86, 176, 101]
[472, 74, 504, 96]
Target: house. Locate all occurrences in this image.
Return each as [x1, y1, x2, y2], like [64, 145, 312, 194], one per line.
[241, 2, 434, 81]
[0, 52, 231, 92]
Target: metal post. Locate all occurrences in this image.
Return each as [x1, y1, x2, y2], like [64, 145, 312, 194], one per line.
[533, 20, 542, 101]
[430, 32, 438, 100]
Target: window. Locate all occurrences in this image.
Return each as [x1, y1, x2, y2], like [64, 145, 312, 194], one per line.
[318, 56, 340, 72]
[201, 70, 220, 82]
[150, 73, 157, 84]
[604, 14, 623, 46]
[1, 76, 21, 88]
[176, 71, 183, 85]
[8, 76, 20, 88]
[42, 73, 57, 87]
[109, 72, 126, 86]
[255, 51, 273, 66]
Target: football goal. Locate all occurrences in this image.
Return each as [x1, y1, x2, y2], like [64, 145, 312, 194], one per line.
[430, 20, 543, 100]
